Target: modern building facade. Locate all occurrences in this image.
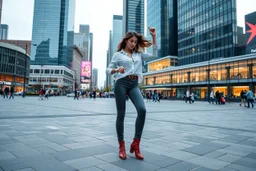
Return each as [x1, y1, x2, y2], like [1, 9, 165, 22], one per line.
[178, 0, 237, 65]
[143, 53, 256, 101]
[0, 40, 31, 55]
[92, 68, 98, 89]
[30, 0, 76, 67]
[72, 45, 83, 90]
[0, 0, 2, 26]
[0, 42, 30, 92]
[147, 0, 177, 58]
[106, 31, 112, 90]
[29, 65, 74, 94]
[123, 0, 144, 35]
[112, 15, 123, 55]
[245, 11, 256, 55]
[77, 24, 90, 61]
[0, 24, 8, 40]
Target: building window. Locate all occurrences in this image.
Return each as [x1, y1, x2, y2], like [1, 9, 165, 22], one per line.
[55, 70, 59, 74]
[34, 69, 40, 73]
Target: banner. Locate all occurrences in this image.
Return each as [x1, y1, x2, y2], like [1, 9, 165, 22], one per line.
[80, 61, 91, 83]
[245, 11, 256, 54]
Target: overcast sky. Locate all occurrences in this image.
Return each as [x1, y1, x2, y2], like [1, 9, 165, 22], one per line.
[2, 0, 256, 88]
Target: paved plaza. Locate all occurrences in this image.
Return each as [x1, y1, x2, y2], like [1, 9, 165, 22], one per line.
[0, 96, 255, 171]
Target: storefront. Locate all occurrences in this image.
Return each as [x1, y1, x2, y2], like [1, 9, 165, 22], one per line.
[0, 43, 30, 93]
[143, 53, 256, 100]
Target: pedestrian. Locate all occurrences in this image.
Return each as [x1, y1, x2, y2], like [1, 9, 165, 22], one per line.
[191, 92, 195, 103]
[9, 86, 14, 99]
[239, 90, 246, 107]
[246, 89, 254, 108]
[209, 88, 214, 104]
[106, 27, 157, 160]
[185, 89, 191, 103]
[74, 89, 79, 100]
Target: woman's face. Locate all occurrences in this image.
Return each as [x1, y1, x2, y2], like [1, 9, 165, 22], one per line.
[125, 36, 137, 51]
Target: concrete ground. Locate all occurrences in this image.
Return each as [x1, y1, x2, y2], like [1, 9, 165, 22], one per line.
[0, 96, 255, 171]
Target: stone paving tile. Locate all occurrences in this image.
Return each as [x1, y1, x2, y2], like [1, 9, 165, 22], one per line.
[240, 140, 256, 147]
[33, 146, 57, 154]
[204, 151, 226, 158]
[217, 153, 242, 163]
[0, 151, 17, 160]
[50, 144, 117, 161]
[13, 168, 35, 171]
[164, 150, 199, 161]
[166, 161, 199, 171]
[112, 158, 160, 171]
[226, 163, 256, 171]
[233, 157, 256, 169]
[64, 156, 107, 170]
[94, 152, 121, 162]
[190, 166, 216, 171]
[245, 152, 256, 160]
[185, 135, 215, 143]
[10, 147, 41, 158]
[188, 156, 230, 170]
[96, 163, 128, 171]
[79, 167, 103, 171]
[219, 168, 237, 171]
[219, 144, 256, 156]
[182, 144, 221, 155]
[219, 135, 252, 143]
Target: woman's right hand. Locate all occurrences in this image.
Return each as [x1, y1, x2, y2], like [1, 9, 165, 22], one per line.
[117, 66, 125, 74]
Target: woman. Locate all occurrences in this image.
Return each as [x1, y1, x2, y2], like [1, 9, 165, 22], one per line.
[106, 27, 157, 160]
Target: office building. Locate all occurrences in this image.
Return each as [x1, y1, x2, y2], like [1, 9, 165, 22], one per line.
[123, 0, 144, 35]
[0, 40, 31, 55]
[178, 0, 237, 65]
[112, 15, 123, 54]
[92, 68, 98, 89]
[30, 0, 76, 67]
[0, 42, 30, 92]
[147, 0, 177, 58]
[0, 24, 8, 40]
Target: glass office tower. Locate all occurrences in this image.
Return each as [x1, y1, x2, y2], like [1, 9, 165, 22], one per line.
[147, 0, 177, 58]
[30, 0, 75, 67]
[178, 0, 237, 65]
[123, 0, 144, 35]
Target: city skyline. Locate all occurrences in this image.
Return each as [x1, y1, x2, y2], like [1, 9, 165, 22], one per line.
[1, 0, 256, 88]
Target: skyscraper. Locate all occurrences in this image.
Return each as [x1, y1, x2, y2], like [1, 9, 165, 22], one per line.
[92, 68, 98, 88]
[178, 0, 237, 65]
[30, 0, 76, 67]
[123, 0, 144, 35]
[147, 0, 177, 58]
[0, 0, 2, 26]
[76, 24, 90, 61]
[106, 30, 112, 89]
[112, 15, 123, 56]
[0, 24, 8, 40]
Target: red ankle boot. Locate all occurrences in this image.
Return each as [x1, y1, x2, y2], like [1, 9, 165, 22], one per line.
[119, 141, 126, 160]
[130, 138, 144, 160]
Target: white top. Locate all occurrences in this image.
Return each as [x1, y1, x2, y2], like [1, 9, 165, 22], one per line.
[106, 45, 158, 83]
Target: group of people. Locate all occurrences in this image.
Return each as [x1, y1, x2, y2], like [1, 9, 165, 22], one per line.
[39, 88, 52, 100]
[2, 86, 15, 99]
[209, 89, 226, 105]
[146, 90, 161, 102]
[185, 89, 196, 104]
[239, 89, 255, 108]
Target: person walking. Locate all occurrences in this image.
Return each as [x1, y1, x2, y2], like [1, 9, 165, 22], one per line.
[106, 27, 157, 160]
[9, 86, 14, 99]
[239, 90, 246, 107]
[246, 89, 254, 108]
[209, 88, 214, 104]
[74, 89, 79, 100]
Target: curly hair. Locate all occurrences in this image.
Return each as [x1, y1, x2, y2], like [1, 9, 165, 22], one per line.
[116, 31, 152, 52]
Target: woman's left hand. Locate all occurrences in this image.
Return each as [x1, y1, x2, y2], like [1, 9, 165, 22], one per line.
[148, 27, 156, 37]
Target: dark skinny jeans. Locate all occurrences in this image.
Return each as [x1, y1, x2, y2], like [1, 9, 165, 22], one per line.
[114, 77, 146, 142]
